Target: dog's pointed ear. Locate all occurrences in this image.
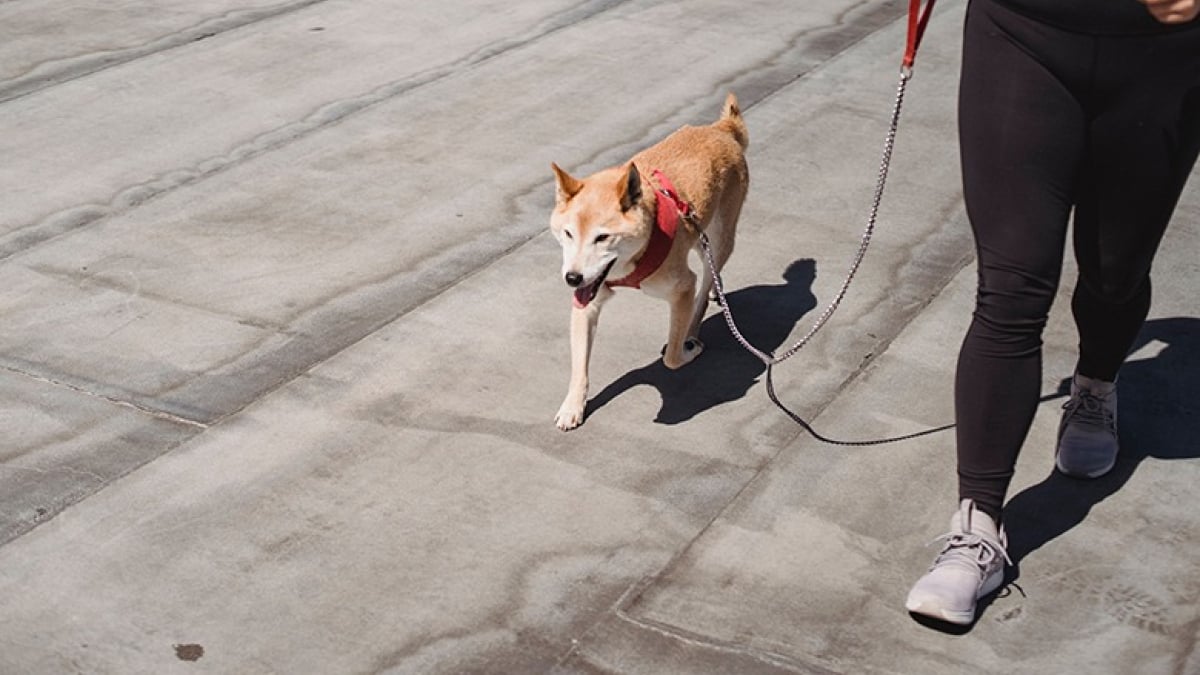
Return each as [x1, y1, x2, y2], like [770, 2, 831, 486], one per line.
[619, 162, 642, 212]
[552, 162, 583, 204]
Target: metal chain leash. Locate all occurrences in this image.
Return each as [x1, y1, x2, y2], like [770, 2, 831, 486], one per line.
[699, 68, 959, 447]
[700, 67, 914, 368]
[691, 1, 940, 445]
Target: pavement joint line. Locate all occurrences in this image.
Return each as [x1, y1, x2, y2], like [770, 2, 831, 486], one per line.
[609, 613, 814, 673]
[0, 0, 330, 105]
[0, 0, 632, 264]
[602, 577, 817, 673]
[0, 364, 208, 430]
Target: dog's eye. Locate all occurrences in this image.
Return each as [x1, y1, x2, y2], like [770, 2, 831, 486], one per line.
[563, 230, 573, 240]
[594, 234, 610, 243]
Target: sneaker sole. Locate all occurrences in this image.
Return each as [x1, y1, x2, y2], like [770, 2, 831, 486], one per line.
[1055, 453, 1116, 479]
[905, 597, 975, 625]
[905, 570, 1007, 626]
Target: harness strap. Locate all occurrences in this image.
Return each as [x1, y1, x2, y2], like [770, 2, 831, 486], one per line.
[605, 169, 685, 289]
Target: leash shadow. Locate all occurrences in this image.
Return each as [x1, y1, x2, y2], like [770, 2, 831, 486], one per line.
[1002, 316, 1200, 571]
[585, 259, 818, 425]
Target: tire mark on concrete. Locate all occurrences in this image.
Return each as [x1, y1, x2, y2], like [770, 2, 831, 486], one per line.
[0, 0, 328, 104]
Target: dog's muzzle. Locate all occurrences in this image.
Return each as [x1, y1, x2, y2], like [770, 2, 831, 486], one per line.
[570, 260, 616, 309]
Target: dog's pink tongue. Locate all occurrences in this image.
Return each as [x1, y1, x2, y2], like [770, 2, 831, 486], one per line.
[572, 287, 592, 309]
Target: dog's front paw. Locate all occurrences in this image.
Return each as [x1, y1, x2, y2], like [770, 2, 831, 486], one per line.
[555, 402, 585, 431]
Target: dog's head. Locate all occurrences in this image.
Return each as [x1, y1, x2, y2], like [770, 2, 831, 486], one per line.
[549, 161, 652, 308]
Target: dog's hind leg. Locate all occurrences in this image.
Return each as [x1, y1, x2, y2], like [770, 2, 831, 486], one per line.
[663, 270, 704, 369]
[689, 243, 716, 339]
[711, 177, 746, 274]
[702, 176, 747, 304]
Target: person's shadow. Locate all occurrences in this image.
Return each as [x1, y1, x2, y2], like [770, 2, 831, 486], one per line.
[1001, 316, 1200, 577]
[584, 259, 818, 425]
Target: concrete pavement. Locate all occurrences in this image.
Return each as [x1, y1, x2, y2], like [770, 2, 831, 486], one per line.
[2, 0, 1198, 672]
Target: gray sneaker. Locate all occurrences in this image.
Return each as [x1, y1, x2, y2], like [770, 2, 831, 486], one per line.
[906, 499, 1010, 625]
[1056, 374, 1118, 478]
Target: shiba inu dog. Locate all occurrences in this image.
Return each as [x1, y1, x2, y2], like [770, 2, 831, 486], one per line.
[550, 93, 749, 430]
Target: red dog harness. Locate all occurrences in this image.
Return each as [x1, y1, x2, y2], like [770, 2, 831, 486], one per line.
[605, 169, 692, 289]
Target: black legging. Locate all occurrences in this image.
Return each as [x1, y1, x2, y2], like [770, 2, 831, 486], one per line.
[955, 0, 1200, 522]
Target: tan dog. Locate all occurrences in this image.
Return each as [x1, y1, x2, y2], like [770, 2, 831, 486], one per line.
[550, 93, 749, 430]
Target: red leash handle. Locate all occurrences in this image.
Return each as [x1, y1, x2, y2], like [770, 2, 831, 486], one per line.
[903, 0, 937, 69]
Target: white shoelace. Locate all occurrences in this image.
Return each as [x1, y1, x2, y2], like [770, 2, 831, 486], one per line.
[927, 530, 1012, 573]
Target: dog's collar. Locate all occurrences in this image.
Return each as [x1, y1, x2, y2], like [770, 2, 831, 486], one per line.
[606, 169, 691, 290]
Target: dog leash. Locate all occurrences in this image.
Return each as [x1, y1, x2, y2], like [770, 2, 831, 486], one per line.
[699, 0, 943, 446]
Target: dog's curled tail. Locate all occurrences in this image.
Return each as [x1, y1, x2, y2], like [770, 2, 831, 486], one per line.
[718, 92, 749, 150]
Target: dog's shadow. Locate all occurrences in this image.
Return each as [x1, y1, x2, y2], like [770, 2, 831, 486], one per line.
[585, 258, 818, 425]
[1001, 316, 1200, 574]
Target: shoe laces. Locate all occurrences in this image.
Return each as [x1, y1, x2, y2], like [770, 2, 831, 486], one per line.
[927, 530, 1012, 574]
[1062, 389, 1115, 432]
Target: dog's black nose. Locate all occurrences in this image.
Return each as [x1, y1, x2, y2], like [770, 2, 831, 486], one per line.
[564, 271, 583, 287]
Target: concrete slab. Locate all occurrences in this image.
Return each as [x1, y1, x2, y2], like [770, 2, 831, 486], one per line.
[2, 0, 1198, 672]
[0, 0, 973, 670]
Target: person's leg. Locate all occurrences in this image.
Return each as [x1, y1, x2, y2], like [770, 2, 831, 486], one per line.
[907, 0, 1092, 625]
[953, 0, 1092, 523]
[1055, 29, 1200, 477]
[1071, 34, 1200, 382]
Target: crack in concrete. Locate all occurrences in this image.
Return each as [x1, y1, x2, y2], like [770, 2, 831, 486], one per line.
[0, 364, 208, 429]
